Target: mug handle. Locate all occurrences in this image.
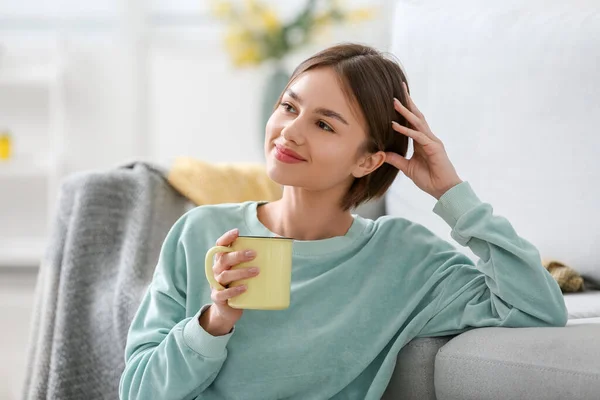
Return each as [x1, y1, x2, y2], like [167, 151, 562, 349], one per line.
[205, 245, 234, 291]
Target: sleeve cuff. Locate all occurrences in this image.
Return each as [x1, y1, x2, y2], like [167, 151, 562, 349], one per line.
[182, 304, 235, 358]
[432, 181, 483, 229]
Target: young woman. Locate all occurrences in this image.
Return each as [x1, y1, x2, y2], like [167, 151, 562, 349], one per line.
[120, 43, 567, 400]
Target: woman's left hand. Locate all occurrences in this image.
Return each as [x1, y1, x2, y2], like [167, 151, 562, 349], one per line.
[385, 82, 463, 200]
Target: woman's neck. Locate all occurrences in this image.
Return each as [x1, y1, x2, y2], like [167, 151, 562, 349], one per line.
[257, 187, 354, 241]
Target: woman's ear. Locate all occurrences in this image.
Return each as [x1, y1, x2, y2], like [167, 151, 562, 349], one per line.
[352, 151, 386, 178]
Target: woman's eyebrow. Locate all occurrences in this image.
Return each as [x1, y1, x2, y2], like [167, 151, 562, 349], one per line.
[285, 89, 349, 125]
[315, 107, 349, 125]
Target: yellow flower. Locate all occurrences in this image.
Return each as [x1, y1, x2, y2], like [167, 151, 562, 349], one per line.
[314, 12, 334, 27]
[210, 0, 234, 19]
[241, 1, 280, 33]
[224, 27, 263, 66]
[260, 9, 281, 33]
[232, 44, 262, 67]
[345, 7, 376, 23]
[212, 0, 376, 68]
[244, 0, 260, 13]
[224, 27, 251, 49]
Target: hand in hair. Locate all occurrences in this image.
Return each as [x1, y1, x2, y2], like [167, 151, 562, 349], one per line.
[385, 82, 463, 200]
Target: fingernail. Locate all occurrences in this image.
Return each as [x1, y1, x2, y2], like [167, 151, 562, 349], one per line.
[248, 267, 259, 274]
[245, 250, 256, 258]
[236, 285, 246, 291]
[392, 121, 400, 127]
[230, 228, 239, 234]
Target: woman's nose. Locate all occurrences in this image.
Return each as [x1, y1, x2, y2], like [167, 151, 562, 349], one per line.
[281, 119, 305, 145]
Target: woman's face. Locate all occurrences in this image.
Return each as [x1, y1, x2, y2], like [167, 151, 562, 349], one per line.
[265, 67, 373, 193]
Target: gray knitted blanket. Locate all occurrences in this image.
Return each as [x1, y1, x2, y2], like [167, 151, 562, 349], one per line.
[22, 162, 190, 400]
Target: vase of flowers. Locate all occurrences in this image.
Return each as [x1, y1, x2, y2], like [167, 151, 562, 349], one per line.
[210, 0, 375, 143]
[261, 60, 290, 130]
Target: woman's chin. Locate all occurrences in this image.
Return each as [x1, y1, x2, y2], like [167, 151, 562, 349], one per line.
[266, 162, 299, 187]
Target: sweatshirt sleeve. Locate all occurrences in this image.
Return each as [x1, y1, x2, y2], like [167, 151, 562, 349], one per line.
[119, 213, 234, 400]
[416, 181, 568, 338]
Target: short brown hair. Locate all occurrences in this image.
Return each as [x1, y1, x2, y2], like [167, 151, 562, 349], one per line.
[277, 43, 411, 210]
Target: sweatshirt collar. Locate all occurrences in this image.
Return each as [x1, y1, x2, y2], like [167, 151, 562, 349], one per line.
[243, 201, 368, 257]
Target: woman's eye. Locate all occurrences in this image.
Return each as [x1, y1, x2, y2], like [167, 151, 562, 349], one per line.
[280, 102, 296, 113]
[317, 121, 334, 132]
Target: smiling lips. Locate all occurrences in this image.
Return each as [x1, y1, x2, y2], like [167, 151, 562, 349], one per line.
[274, 144, 306, 164]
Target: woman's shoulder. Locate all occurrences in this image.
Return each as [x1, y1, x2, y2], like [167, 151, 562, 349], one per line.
[184, 201, 255, 222]
[367, 214, 424, 233]
[367, 215, 454, 250]
[169, 201, 256, 240]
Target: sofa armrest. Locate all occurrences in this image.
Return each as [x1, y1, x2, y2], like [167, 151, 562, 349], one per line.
[383, 336, 454, 400]
[435, 325, 600, 400]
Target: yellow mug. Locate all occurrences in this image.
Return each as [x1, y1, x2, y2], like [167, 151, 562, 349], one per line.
[205, 236, 293, 310]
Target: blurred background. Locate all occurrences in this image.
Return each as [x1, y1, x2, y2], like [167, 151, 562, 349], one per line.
[0, 1, 394, 398]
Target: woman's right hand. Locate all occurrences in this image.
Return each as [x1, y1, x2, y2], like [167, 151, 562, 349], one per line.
[200, 228, 260, 336]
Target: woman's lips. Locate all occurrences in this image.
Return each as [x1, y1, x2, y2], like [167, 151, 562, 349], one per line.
[274, 144, 306, 164]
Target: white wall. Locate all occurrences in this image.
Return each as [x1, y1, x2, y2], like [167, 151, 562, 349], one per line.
[386, 0, 600, 279]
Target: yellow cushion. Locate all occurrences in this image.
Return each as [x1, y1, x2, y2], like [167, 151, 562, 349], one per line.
[167, 157, 282, 205]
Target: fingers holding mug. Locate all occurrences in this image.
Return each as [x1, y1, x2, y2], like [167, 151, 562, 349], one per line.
[215, 249, 256, 279]
[212, 231, 236, 277]
[205, 228, 240, 291]
[211, 284, 247, 304]
[205, 229, 260, 290]
[215, 228, 239, 247]
[217, 265, 260, 287]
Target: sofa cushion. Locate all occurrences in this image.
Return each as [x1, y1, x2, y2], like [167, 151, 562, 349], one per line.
[567, 317, 600, 326]
[386, 0, 600, 287]
[434, 325, 600, 400]
[563, 291, 600, 320]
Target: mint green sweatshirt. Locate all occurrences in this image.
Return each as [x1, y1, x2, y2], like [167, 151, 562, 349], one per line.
[119, 181, 567, 400]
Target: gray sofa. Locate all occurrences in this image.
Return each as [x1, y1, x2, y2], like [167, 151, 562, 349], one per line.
[22, 163, 600, 400]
